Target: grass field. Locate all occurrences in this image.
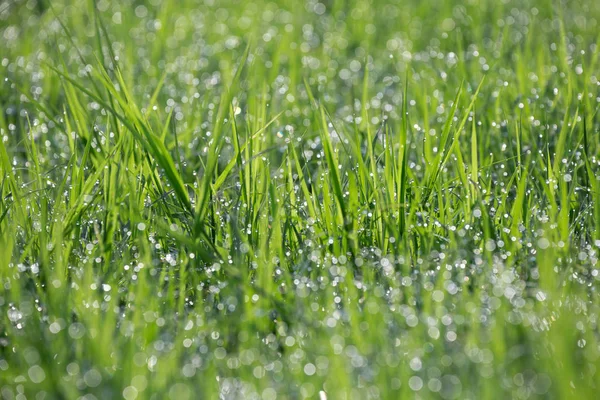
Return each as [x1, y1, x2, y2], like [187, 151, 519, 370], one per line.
[1, 0, 600, 398]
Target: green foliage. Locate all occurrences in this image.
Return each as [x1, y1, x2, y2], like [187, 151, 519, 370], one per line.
[1, 0, 600, 399]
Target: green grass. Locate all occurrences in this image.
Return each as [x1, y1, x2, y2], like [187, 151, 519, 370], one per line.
[1, 0, 600, 398]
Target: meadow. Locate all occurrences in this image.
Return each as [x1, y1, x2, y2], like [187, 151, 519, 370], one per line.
[1, 0, 600, 398]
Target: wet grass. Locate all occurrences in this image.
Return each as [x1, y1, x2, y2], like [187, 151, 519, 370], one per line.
[1, 0, 600, 399]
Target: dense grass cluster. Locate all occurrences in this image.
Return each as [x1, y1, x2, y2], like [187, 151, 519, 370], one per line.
[1, 0, 600, 398]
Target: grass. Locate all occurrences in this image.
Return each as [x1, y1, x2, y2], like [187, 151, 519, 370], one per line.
[1, 0, 600, 398]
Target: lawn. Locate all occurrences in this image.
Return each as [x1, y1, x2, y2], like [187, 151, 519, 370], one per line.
[1, 0, 600, 398]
